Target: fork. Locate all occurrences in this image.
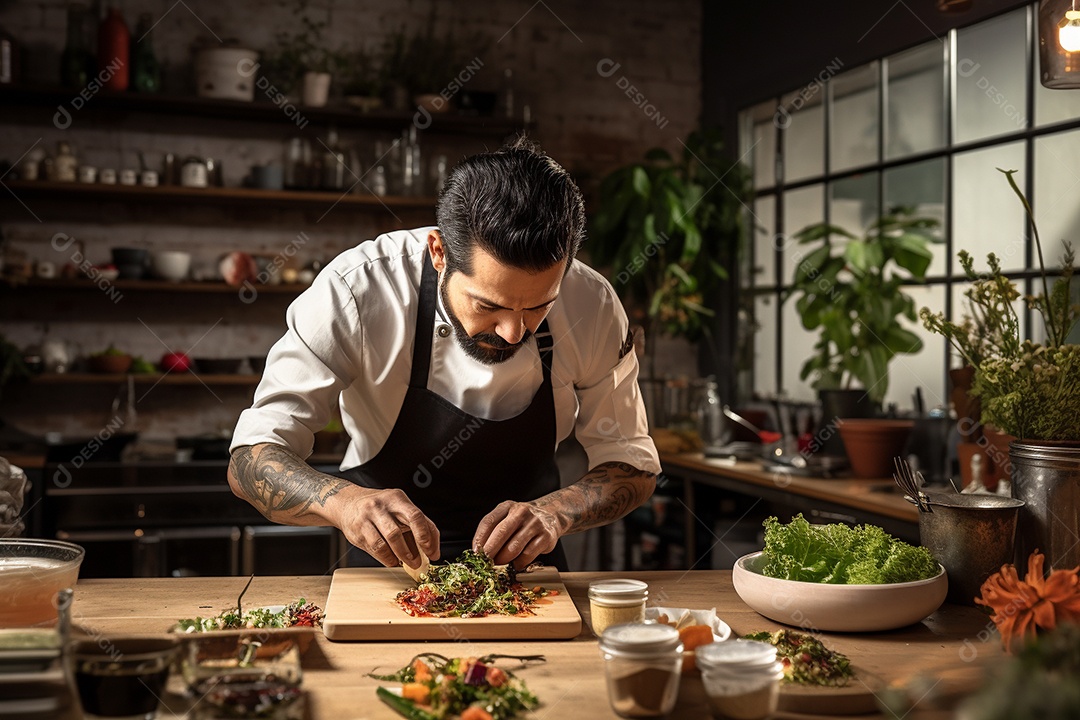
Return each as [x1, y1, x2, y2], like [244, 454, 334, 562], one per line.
[893, 457, 933, 513]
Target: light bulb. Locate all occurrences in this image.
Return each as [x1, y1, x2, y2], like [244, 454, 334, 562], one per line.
[1059, 10, 1080, 52]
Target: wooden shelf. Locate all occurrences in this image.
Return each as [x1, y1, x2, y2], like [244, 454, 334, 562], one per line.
[4, 277, 307, 295]
[0, 85, 530, 136]
[1, 180, 436, 211]
[30, 373, 260, 385]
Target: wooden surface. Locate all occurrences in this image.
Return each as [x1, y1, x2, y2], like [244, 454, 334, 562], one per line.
[661, 453, 919, 523]
[323, 567, 582, 641]
[64, 571, 1001, 719]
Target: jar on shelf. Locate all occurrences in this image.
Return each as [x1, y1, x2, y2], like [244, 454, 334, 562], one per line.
[54, 141, 78, 182]
[588, 579, 648, 636]
[696, 641, 784, 720]
[598, 622, 683, 719]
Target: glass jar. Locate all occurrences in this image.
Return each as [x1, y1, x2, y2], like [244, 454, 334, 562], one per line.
[693, 378, 729, 449]
[588, 579, 648, 636]
[599, 622, 683, 719]
[695, 641, 783, 720]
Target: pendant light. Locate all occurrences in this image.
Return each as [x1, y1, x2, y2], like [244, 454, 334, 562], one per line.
[1039, 0, 1080, 88]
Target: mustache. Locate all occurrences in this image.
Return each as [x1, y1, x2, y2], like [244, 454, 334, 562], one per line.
[472, 330, 532, 349]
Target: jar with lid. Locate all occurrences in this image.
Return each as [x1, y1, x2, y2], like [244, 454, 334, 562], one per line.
[180, 157, 209, 188]
[599, 622, 683, 718]
[695, 641, 783, 720]
[588, 579, 648, 636]
[54, 141, 78, 182]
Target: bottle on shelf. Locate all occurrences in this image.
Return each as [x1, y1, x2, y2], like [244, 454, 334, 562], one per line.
[61, 3, 94, 88]
[130, 13, 161, 93]
[54, 141, 78, 183]
[321, 128, 346, 191]
[399, 126, 422, 196]
[97, 6, 130, 92]
[0, 23, 20, 85]
[283, 137, 312, 190]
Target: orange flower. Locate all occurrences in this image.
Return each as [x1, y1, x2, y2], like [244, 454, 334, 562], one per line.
[975, 550, 1080, 652]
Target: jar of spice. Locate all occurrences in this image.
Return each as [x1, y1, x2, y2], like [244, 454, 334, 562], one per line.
[599, 622, 683, 718]
[588, 579, 648, 636]
[696, 641, 783, 720]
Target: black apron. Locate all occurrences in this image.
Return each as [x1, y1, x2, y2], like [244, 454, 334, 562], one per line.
[341, 250, 567, 569]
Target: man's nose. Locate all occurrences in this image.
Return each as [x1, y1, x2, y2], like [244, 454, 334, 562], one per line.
[496, 315, 527, 345]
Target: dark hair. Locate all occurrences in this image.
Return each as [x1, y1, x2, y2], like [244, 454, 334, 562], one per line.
[435, 137, 585, 276]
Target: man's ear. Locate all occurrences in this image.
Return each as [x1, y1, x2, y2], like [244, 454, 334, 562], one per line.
[427, 230, 447, 272]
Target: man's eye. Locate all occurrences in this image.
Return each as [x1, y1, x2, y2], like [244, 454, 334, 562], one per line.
[478, 305, 498, 313]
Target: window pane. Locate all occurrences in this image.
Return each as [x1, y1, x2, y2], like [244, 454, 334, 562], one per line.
[780, 296, 819, 403]
[742, 101, 778, 190]
[1035, 67, 1080, 125]
[887, 285, 947, 411]
[830, 62, 880, 172]
[830, 172, 880, 236]
[1034, 128, 1080, 265]
[782, 184, 825, 287]
[887, 41, 946, 159]
[779, 90, 825, 183]
[751, 195, 777, 288]
[754, 293, 778, 397]
[952, 142, 1028, 273]
[885, 158, 947, 276]
[954, 8, 1029, 143]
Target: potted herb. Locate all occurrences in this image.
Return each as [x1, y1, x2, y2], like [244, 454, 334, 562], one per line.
[260, 0, 333, 106]
[587, 128, 752, 382]
[338, 45, 383, 112]
[921, 169, 1080, 568]
[786, 208, 938, 477]
[380, 20, 488, 112]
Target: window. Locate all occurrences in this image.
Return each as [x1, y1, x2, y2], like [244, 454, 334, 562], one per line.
[738, 4, 1080, 411]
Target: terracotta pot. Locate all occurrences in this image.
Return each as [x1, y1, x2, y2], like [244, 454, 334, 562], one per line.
[983, 425, 1016, 485]
[949, 365, 982, 442]
[814, 389, 878, 458]
[837, 419, 915, 479]
[957, 441, 993, 491]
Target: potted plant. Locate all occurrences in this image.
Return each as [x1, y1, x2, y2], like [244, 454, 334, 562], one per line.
[587, 128, 752, 384]
[921, 169, 1080, 568]
[338, 45, 383, 112]
[260, 0, 334, 106]
[785, 208, 938, 477]
[380, 20, 488, 112]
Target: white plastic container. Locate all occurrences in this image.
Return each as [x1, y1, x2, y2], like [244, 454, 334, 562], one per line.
[599, 622, 683, 718]
[695, 641, 784, 720]
[195, 47, 258, 101]
[588, 579, 648, 636]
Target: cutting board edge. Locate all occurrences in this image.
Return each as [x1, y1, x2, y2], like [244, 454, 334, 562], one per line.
[323, 617, 582, 642]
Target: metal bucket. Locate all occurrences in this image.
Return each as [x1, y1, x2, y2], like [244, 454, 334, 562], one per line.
[918, 493, 1024, 605]
[1010, 440, 1080, 569]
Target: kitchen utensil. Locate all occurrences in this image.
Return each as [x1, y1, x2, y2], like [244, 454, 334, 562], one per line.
[732, 551, 947, 632]
[150, 250, 191, 281]
[322, 567, 581, 640]
[723, 405, 762, 436]
[0, 539, 84, 627]
[181, 156, 209, 187]
[916, 492, 1024, 605]
[893, 457, 931, 512]
[119, 168, 137, 185]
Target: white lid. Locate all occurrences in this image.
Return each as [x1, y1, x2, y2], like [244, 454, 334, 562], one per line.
[599, 622, 682, 657]
[588, 579, 648, 604]
[695, 640, 777, 671]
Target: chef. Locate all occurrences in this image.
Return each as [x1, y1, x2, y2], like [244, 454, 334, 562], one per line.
[228, 138, 659, 571]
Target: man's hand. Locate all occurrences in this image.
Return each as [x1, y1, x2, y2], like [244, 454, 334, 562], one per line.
[334, 487, 441, 568]
[472, 462, 656, 569]
[228, 443, 440, 568]
[473, 500, 563, 569]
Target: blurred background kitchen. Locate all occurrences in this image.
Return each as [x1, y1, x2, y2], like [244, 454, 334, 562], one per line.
[2, 0, 1078, 578]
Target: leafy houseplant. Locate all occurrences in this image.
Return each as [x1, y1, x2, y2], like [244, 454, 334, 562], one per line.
[587, 128, 752, 377]
[260, 0, 333, 99]
[786, 208, 939, 407]
[920, 170, 1080, 442]
[380, 21, 488, 104]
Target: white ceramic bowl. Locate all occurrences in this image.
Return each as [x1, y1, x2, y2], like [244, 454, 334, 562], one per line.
[151, 251, 192, 282]
[732, 551, 947, 632]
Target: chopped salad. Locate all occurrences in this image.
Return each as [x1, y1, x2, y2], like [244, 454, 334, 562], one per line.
[371, 653, 544, 720]
[176, 599, 324, 632]
[743, 629, 854, 686]
[396, 550, 555, 618]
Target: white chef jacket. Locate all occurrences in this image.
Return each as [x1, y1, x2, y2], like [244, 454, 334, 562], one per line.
[231, 227, 660, 476]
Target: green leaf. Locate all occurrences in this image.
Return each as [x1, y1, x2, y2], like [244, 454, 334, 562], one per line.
[892, 234, 933, 278]
[795, 223, 856, 244]
[844, 240, 869, 273]
[681, 225, 703, 264]
[793, 245, 832, 284]
[667, 263, 696, 289]
[632, 166, 651, 197]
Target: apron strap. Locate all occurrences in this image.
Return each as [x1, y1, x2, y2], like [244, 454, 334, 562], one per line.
[535, 320, 553, 385]
[409, 249, 439, 389]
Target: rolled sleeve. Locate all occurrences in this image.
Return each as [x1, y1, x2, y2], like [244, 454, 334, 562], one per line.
[572, 280, 660, 475]
[231, 269, 363, 458]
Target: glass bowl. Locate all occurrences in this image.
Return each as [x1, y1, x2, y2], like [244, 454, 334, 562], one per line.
[0, 539, 85, 627]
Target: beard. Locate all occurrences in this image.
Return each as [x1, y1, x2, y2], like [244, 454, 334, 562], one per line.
[439, 274, 531, 365]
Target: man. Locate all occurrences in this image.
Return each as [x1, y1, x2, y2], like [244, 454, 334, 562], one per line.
[228, 138, 659, 571]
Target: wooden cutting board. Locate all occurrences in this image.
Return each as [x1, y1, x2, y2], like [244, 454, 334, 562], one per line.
[322, 567, 582, 641]
[776, 665, 885, 716]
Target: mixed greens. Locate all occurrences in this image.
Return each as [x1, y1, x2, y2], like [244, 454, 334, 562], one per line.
[761, 514, 940, 584]
[176, 599, 324, 632]
[371, 653, 543, 720]
[396, 550, 553, 618]
[744, 629, 854, 686]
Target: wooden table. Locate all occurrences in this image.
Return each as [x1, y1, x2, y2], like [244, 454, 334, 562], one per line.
[65, 571, 1001, 719]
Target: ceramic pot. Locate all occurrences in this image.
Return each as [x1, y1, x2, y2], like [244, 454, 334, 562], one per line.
[302, 71, 330, 107]
[813, 389, 878, 458]
[838, 419, 914, 479]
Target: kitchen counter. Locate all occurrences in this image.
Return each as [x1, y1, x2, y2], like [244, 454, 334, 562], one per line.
[68, 571, 999, 719]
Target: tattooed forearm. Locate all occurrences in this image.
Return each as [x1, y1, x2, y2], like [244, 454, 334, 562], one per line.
[532, 461, 655, 535]
[228, 443, 352, 522]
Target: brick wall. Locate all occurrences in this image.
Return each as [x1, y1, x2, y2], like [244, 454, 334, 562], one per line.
[0, 0, 702, 441]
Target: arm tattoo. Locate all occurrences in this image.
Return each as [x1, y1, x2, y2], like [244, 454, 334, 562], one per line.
[230, 444, 351, 519]
[534, 461, 655, 535]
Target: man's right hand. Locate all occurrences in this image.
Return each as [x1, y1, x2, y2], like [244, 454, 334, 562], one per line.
[333, 485, 441, 568]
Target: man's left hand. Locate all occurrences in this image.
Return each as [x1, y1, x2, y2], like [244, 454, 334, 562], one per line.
[473, 500, 563, 569]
